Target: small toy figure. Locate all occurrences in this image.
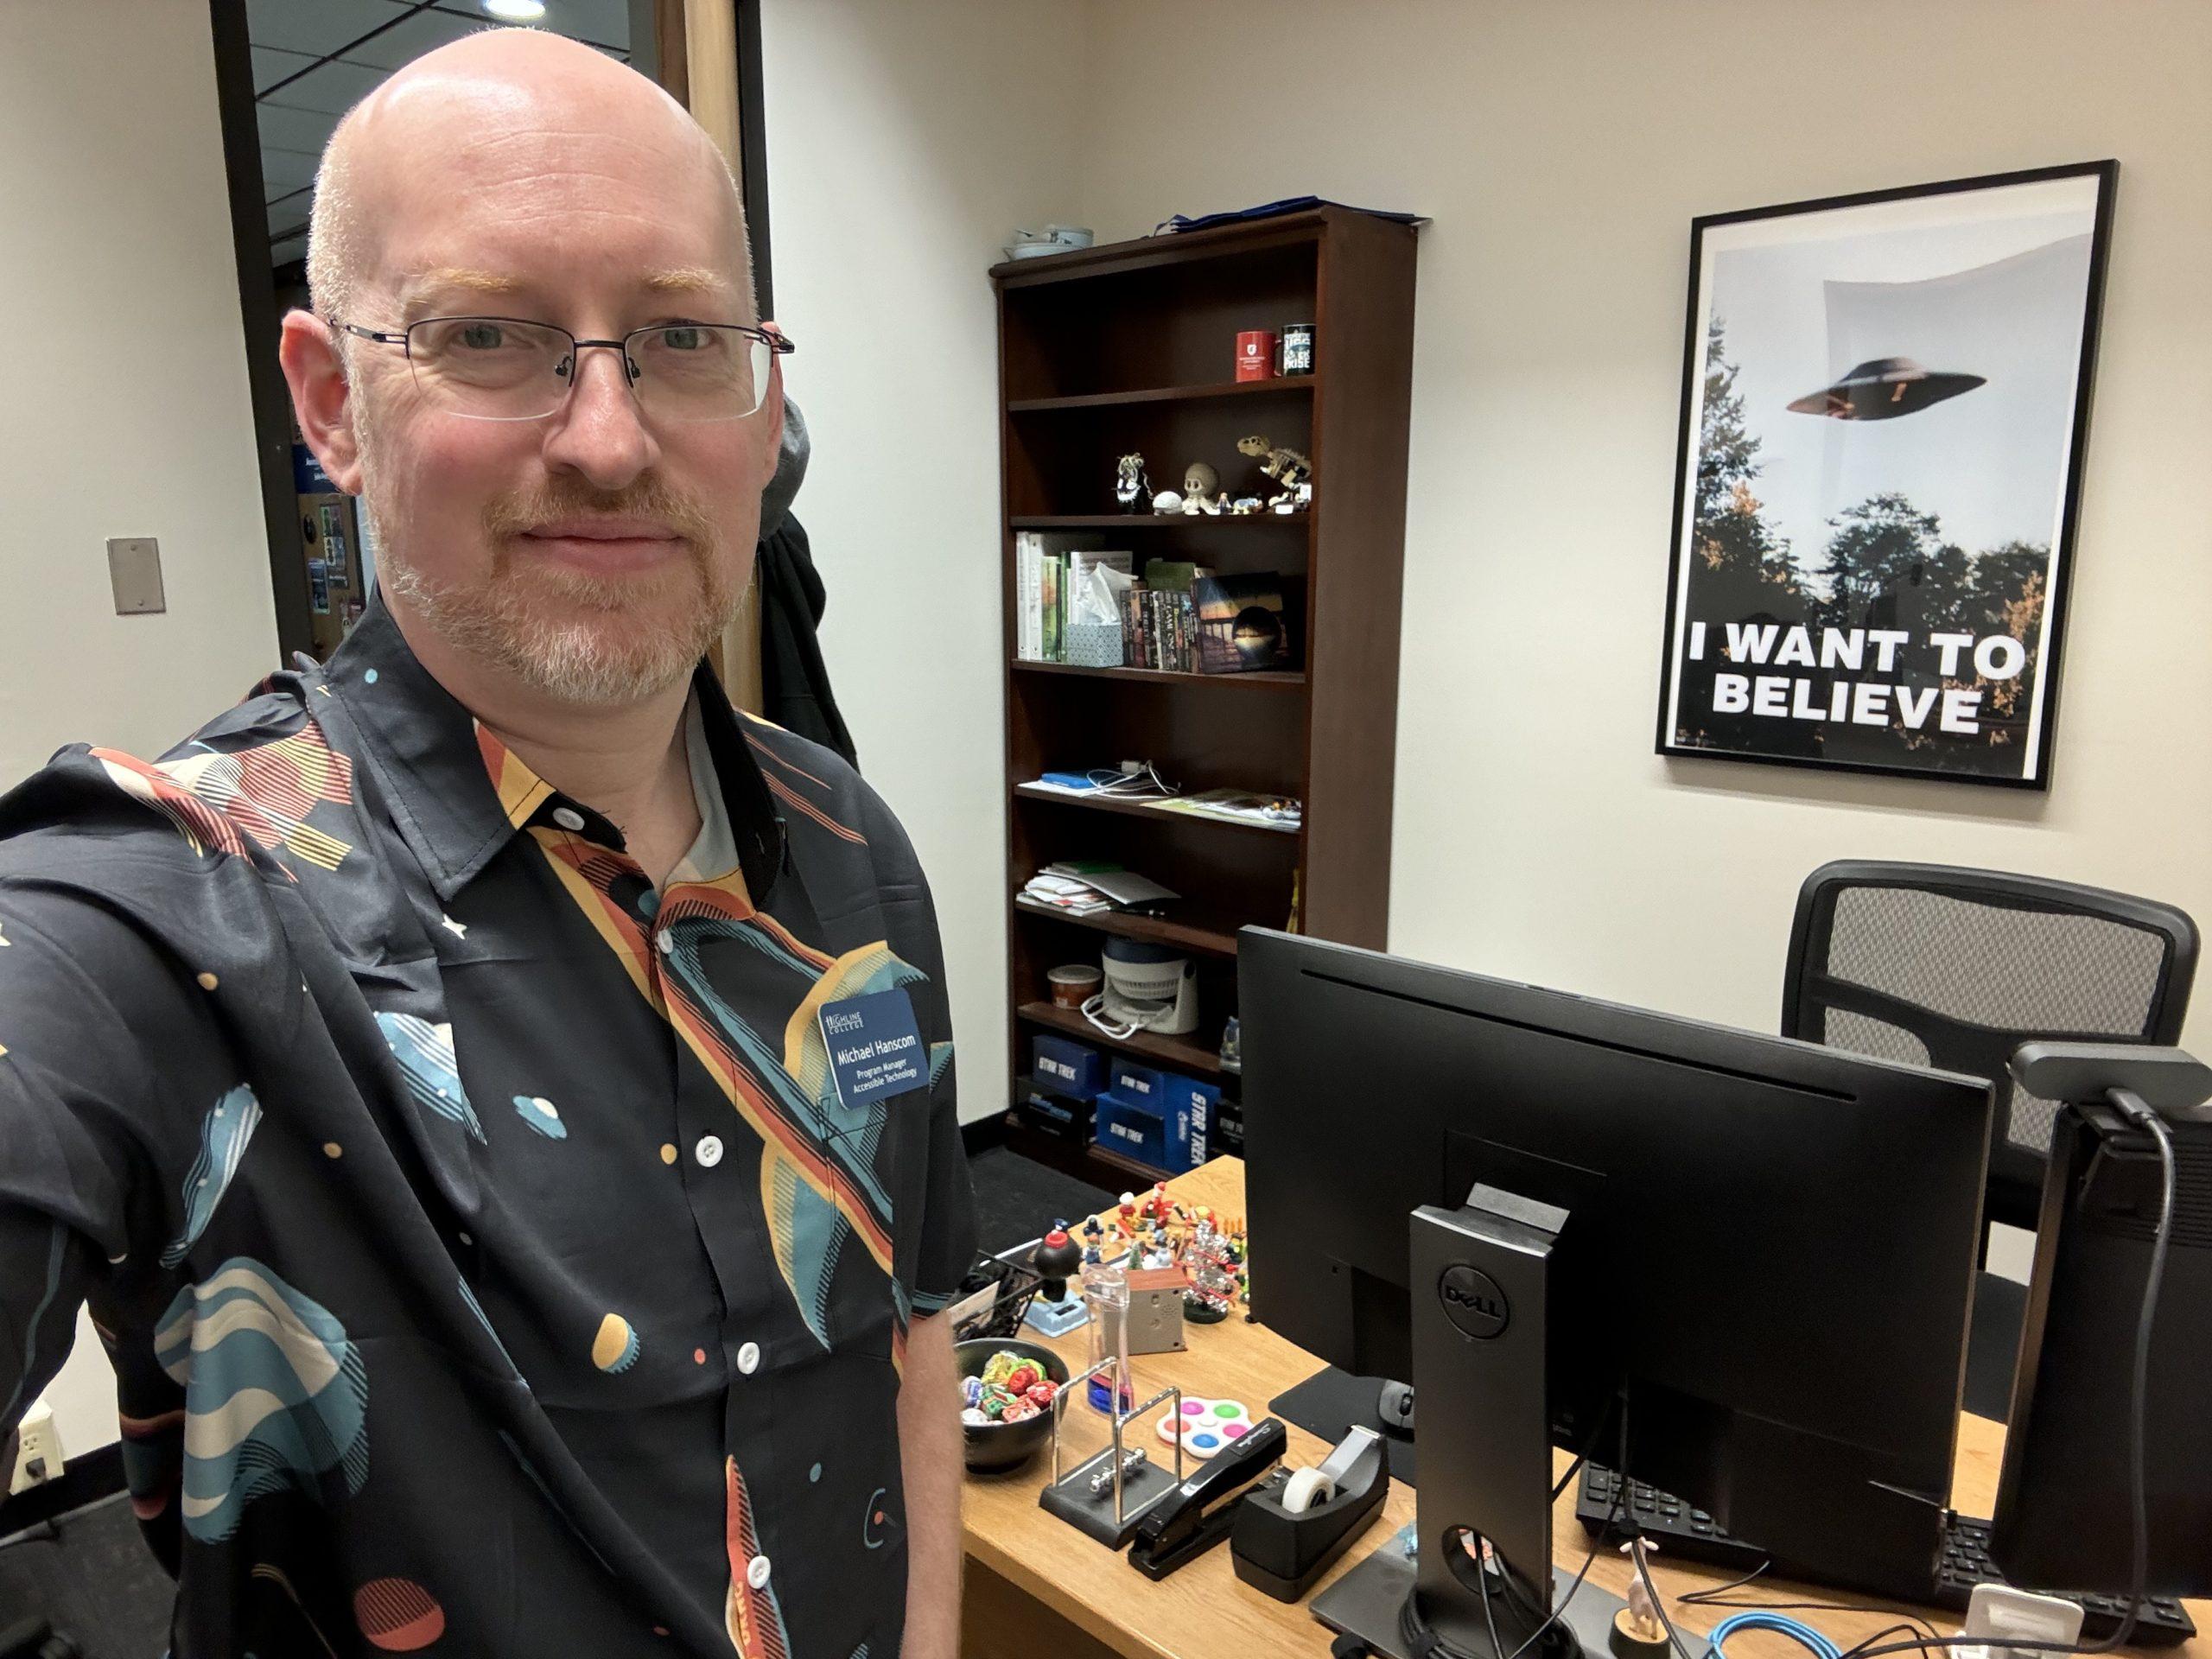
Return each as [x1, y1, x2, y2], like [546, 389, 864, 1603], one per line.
[1229, 495, 1264, 515]
[1118, 1192, 1139, 1229]
[1151, 489, 1183, 513]
[1179, 461, 1219, 516]
[1116, 453, 1151, 513]
[1236, 435, 1313, 512]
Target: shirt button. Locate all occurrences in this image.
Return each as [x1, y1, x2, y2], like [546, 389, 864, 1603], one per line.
[656, 931, 676, 957]
[747, 1554, 772, 1591]
[695, 1135, 723, 1168]
[737, 1341, 760, 1375]
[551, 806, 586, 832]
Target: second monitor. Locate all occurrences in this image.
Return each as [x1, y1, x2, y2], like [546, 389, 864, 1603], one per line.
[1238, 928, 1993, 1653]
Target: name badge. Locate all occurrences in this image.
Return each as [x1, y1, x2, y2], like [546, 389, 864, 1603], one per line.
[818, 988, 927, 1108]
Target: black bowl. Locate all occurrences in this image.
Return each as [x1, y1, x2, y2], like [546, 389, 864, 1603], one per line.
[955, 1337, 1071, 1473]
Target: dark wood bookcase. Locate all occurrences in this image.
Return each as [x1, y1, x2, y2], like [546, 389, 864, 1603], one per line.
[991, 207, 1418, 1188]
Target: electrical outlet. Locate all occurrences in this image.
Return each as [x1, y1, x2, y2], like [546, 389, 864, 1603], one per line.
[7, 1396, 64, 1495]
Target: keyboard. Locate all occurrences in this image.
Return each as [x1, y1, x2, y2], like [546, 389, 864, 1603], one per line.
[1577, 1465, 2196, 1647]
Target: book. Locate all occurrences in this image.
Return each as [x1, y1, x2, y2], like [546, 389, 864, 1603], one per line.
[1039, 553, 1062, 663]
[1192, 571, 1290, 673]
[1014, 531, 1103, 664]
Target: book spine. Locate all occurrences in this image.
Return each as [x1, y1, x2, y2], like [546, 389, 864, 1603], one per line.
[1042, 555, 1062, 663]
[1015, 533, 1033, 661]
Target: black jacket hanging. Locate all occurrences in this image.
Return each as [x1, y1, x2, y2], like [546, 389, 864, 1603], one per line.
[754, 401, 857, 768]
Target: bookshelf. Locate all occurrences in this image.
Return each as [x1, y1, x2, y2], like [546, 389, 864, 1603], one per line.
[993, 207, 1418, 1187]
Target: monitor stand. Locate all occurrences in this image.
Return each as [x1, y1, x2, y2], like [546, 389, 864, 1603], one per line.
[1269, 1368, 1421, 1484]
[1311, 1185, 1633, 1659]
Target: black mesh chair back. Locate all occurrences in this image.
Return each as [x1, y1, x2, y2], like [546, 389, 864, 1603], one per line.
[1783, 861, 2196, 1232]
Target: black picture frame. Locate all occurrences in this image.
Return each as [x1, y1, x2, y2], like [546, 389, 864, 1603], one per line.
[1655, 161, 2117, 790]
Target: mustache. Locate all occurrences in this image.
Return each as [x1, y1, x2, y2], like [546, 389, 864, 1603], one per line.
[481, 474, 719, 547]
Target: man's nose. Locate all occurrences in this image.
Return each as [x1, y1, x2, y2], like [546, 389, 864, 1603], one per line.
[541, 344, 660, 489]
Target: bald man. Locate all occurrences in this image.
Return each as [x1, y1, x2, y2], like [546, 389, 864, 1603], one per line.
[0, 29, 974, 1657]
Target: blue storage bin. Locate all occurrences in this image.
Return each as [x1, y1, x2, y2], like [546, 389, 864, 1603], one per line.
[1093, 1090, 1169, 1170]
[1161, 1074, 1218, 1174]
[1110, 1059, 1166, 1103]
[1033, 1034, 1105, 1100]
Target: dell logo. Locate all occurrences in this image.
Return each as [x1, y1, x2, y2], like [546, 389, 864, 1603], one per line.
[1440, 1265, 1509, 1339]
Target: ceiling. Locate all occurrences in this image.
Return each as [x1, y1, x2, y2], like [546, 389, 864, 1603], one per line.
[250, 0, 634, 270]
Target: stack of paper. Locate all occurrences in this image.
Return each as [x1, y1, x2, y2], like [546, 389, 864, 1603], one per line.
[1018, 861, 1180, 918]
[1020, 872, 1114, 917]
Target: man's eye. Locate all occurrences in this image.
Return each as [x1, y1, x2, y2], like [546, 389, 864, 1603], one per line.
[660, 327, 705, 351]
[456, 322, 506, 350]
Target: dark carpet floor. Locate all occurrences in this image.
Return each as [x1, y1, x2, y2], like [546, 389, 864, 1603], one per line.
[0, 1492, 172, 1655]
[964, 1147, 1117, 1259]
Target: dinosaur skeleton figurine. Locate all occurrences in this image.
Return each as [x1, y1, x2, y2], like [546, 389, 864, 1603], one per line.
[1236, 435, 1313, 512]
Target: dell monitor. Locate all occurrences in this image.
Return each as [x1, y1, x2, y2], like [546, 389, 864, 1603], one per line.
[1238, 929, 1993, 1656]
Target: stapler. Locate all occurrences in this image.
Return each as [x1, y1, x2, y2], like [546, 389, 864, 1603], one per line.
[1126, 1415, 1287, 1580]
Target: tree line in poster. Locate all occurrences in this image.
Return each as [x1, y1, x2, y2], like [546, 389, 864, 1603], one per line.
[1672, 320, 2050, 777]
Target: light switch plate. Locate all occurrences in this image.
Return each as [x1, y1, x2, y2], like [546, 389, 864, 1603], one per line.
[107, 536, 166, 614]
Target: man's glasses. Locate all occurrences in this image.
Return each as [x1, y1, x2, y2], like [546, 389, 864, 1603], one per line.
[337, 316, 794, 423]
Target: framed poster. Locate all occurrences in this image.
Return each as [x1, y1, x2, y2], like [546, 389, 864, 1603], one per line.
[1656, 162, 2115, 788]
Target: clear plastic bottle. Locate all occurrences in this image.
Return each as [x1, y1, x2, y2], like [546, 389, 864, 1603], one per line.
[1082, 1260, 1132, 1414]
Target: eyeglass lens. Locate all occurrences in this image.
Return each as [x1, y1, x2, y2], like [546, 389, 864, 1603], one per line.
[404, 318, 771, 423]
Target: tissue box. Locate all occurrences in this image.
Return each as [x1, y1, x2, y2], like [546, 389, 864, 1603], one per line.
[1065, 620, 1124, 669]
[1033, 1034, 1105, 1100]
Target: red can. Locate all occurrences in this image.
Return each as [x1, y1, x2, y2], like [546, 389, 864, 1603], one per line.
[1235, 329, 1278, 382]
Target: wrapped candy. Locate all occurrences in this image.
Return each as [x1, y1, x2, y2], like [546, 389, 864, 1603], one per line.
[979, 1392, 1009, 1421]
[1001, 1399, 1039, 1423]
[1026, 1381, 1058, 1408]
[1004, 1365, 1040, 1395]
[961, 1376, 983, 1408]
[981, 1351, 1020, 1386]
[961, 1408, 990, 1427]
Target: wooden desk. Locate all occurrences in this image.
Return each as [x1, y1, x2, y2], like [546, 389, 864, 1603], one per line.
[959, 1158, 2206, 1659]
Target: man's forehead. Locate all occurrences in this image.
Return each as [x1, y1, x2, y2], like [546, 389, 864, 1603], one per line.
[392, 264, 738, 304]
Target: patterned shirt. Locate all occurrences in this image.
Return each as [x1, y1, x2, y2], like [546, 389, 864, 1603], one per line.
[0, 596, 976, 1656]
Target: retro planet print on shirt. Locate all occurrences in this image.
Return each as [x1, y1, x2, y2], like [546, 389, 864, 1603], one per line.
[375, 1010, 484, 1141]
[353, 1577, 447, 1650]
[512, 1094, 567, 1139]
[161, 1083, 263, 1268]
[152, 1258, 369, 1542]
[592, 1312, 640, 1373]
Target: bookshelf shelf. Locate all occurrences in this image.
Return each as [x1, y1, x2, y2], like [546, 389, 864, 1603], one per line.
[995, 208, 1415, 1185]
[1010, 660, 1306, 690]
[1007, 378, 1319, 413]
[1014, 895, 1243, 958]
[1016, 1000, 1226, 1077]
[1012, 783, 1300, 836]
[1007, 514, 1308, 530]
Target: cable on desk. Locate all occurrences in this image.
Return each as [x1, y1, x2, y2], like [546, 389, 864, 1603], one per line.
[1710, 1611, 1845, 1659]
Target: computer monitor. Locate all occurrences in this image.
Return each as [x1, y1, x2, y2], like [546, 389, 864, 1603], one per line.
[1992, 1045, 2212, 1599]
[1238, 928, 1993, 1644]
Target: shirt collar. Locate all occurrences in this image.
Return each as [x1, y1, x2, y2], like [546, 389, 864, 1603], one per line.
[321, 593, 785, 903]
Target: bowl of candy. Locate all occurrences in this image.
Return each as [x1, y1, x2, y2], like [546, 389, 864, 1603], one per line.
[955, 1338, 1070, 1473]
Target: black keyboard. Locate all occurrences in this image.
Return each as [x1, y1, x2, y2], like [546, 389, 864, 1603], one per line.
[1577, 1465, 2196, 1647]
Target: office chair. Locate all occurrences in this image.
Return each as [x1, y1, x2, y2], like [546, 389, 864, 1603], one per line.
[1782, 860, 2197, 1422]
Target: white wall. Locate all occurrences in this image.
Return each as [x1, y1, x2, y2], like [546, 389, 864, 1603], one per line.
[0, 1, 279, 1459]
[758, 0, 1087, 1122]
[1066, 0, 2210, 1062]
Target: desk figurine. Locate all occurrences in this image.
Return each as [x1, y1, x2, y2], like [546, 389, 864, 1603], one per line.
[1180, 461, 1220, 516]
[1116, 452, 1151, 513]
[1236, 435, 1313, 512]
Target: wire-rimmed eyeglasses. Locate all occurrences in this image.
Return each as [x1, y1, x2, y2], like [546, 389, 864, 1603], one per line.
[336, 315, 794, 423]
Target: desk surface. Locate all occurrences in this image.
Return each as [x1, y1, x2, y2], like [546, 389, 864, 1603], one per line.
[959, 1157, 2206, 1659]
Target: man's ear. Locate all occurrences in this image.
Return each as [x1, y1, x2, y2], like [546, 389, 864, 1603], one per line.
[279, 310, 365, 493]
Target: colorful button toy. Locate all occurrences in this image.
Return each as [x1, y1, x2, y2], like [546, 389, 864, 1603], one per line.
[1154, 1395, 1255, 1460]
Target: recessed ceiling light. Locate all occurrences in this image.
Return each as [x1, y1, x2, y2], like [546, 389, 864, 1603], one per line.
[481, 0, 547, 20]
